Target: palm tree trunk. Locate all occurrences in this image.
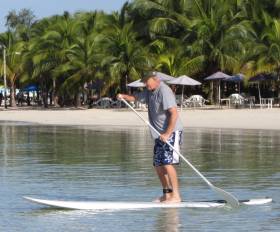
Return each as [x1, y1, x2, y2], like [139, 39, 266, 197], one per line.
[10, 76, 17, 107]
[75, 92, 81, 107]
[42, 91, 48, 108]
[52, 78, 59, 107]
[120, 73, 128, 93]
[208, 81, 214, 104]
[40, 77, 48, 108]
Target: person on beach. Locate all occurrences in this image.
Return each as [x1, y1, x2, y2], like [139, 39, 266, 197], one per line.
[117, 71, 183, 203]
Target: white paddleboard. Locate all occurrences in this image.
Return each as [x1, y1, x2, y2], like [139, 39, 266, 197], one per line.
[24, 196, 272, 210]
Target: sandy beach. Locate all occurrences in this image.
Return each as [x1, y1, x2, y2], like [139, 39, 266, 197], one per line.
[0, 108, 279, 130]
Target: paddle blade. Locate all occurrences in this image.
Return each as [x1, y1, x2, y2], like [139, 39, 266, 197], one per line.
[211, 186, 239, 208]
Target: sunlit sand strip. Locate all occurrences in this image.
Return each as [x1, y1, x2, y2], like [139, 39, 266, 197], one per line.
[0, 108, 279, 130]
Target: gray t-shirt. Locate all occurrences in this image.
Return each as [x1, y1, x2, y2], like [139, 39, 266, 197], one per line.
[134, 82, 183, 139]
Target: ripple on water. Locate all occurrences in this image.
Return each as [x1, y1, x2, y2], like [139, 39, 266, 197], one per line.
[0, 125, 279, 231]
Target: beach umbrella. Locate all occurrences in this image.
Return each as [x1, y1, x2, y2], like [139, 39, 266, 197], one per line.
[167, 75, 202, 111]
[127, 79, 145, 88]
[249, 74, 277, 102]
[204, 71, 231, 81]
[154, 71, 175, 81]
[204, 71, 232, 104]
[128, 72, 175, 87]
[224, 73, 244, 93]
[23, 84, 38, 92]
[224, 73, 244, 82]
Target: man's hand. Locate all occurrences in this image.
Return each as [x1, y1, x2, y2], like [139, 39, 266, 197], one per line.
[160, 133, 171, 143]
[117, 94, 123, 100]
[116, 93, 136, 102]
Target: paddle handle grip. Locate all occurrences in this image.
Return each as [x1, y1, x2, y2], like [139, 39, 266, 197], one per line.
[120, 97, 213, 187]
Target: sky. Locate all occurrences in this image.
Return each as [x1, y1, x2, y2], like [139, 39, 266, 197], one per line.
[0, 0, 129, 32]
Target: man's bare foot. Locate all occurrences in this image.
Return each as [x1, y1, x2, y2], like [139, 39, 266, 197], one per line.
[153, 193, 172, 202]
[153, 196, 164, 202]
[161, 193, 181, 203]
[162, 197, 182, 203]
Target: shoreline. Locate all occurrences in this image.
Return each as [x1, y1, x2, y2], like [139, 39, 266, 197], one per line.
[0, 108, 280, 131]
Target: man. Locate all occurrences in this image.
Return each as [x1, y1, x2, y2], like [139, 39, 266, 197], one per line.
[117, 72, 183, 203]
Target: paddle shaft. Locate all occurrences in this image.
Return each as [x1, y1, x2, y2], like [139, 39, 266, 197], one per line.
[120, 98, 212, 186]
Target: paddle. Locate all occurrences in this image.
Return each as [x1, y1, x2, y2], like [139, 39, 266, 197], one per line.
[120, 97, 239, 208]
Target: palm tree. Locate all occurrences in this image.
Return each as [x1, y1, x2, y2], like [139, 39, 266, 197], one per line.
[129, 0, 204, 77]
[2, 0, 280, 104]
[26, 12, 79, 107]
[99, 11, 151, 93]
[0, 31, 24, 107]
[261, 18, 280, 73]
[186, 0, 253, 73]
[129, 0, 189, 37]
[155, 46, 205, 77]
[54, 11, 106, 107]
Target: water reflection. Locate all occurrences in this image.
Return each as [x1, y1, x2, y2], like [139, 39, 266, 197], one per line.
[1, 124, 8, 174]
[155, 208, 180, 232]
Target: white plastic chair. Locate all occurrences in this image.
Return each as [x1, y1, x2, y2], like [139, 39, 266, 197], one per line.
[229, 94, 245, 108]
[184, 95, 207, 107]
[96, 97, 112, 108]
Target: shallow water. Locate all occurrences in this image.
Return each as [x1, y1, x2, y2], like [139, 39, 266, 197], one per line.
[0, 122, 279, 231]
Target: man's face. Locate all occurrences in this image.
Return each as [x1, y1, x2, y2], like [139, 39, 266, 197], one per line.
[145, 76, 160, 91]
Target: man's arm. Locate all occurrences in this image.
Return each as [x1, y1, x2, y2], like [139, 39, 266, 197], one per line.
[160, 107, 178, 142]
[117, 94, 136, 102]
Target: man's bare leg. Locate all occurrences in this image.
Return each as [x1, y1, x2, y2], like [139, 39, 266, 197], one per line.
[162, 165, 181, 203]
[154, 166, 172, 202]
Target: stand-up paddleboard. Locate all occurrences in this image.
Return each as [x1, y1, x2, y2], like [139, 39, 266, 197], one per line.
[24, 197, 272, 210]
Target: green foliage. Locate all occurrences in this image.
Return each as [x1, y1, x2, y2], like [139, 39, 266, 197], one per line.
[5, 8, 36, 30]
[1, 0, 280, 107]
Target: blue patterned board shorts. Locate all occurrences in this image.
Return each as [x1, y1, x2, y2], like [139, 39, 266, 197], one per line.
[153, 131, 183, 167]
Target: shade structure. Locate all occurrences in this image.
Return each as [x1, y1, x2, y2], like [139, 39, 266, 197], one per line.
[249, 73, 277, 82]
[168, 75, 202, 111]
[224, 73, 244, 82]
[249, 74, 266, 82]
[154, 71, 175, 81]
[23, 84, 38, 92]
[204, 71, 231, 81]
[249, 74, 277, 101]
[127, 79, 145, 88]
[168, 75, 202, 85]
[204, 71, 232, 104]
[127, 72, 174, 88]
[224, 73, 244, 93]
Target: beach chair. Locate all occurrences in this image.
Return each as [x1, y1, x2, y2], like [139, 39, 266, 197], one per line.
[110, 99, 122, 108]
[244, 96, 255, 109]
[183, 95, 207, 108]
[229, 93, 245, 108]
[96, 97, 112, 108]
